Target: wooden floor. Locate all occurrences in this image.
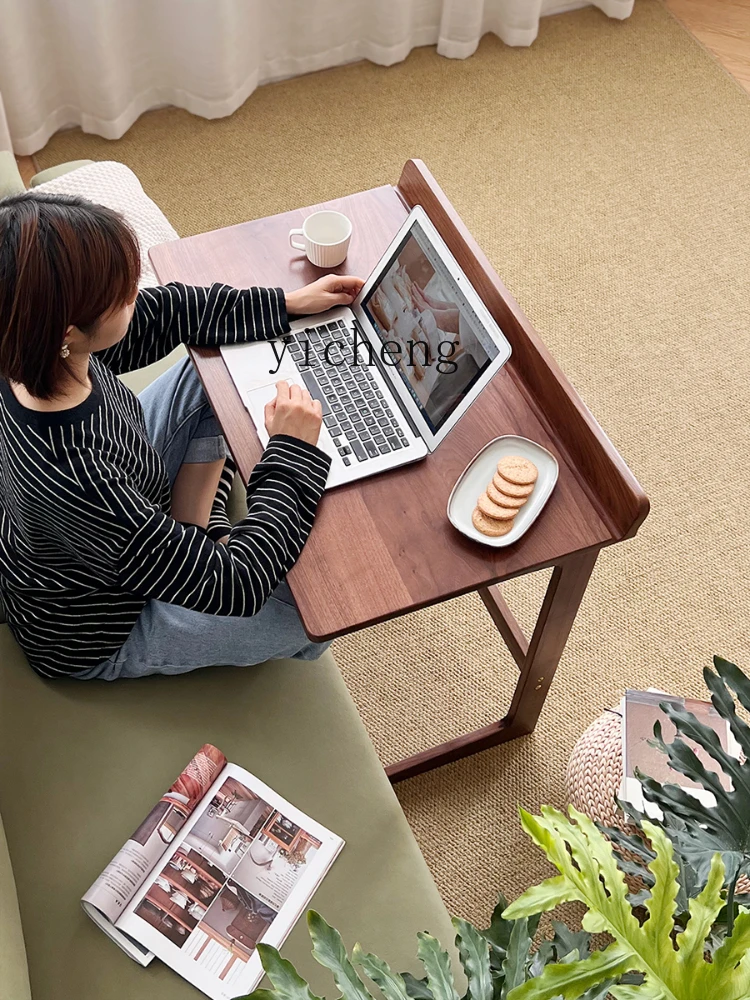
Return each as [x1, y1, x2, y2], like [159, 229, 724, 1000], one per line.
[12, 1, 750, 180]
[664, 0, 750, 92]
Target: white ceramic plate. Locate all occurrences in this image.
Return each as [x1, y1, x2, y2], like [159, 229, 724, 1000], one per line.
[447, 435, 559, 548]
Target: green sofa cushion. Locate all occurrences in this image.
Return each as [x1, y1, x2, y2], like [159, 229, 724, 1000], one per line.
[117, 343, 188, 396]
[0, 629, 456, 1000]
[0, 811, 31, 1000]
[0, 151, 25, 199]
[0, 307, 457, 1000]
[29, 160, 95, 187]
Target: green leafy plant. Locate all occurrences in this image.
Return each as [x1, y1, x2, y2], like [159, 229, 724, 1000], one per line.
[403, 895, 611, 1000]
[236, 655, 750, 1000]
[602, 800, 749, 956]
[602, 804, 705, 916]
[502, 804, 750, 999]
[602, 656, 750, 934]
[238, 905, 611, 1000]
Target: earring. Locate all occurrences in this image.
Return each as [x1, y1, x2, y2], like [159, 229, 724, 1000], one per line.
[60, 343, 70, 359]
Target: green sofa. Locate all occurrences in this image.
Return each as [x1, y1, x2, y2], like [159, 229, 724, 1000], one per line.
[0, 156, 458, 1000]
[0, 152, 95, 197]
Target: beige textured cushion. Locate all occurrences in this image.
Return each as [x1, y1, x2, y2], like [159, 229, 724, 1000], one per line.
[31, 161, 179, 287]
[565, 710, 624, 828]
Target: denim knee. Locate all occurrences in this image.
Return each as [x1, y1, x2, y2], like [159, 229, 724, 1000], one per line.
[139, 357, 226, 480]
[293, 639, 333, 661]
[173, 360, 226, 454]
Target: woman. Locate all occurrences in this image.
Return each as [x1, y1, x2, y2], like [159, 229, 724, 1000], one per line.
[0, 191, 363, 680]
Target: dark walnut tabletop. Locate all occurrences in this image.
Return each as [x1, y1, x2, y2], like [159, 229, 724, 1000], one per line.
[150, 161, 648, 643]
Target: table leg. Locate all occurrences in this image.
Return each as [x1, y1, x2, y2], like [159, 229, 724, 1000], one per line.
[385, 549, 599, 783]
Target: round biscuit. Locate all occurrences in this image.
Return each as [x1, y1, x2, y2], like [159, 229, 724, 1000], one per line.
[477, 492, 517, 521]
[492, 472, 534, 499]
[486, 480, 526, 508]
[496, 455, 538, 485]
[472, 507, 514, 537]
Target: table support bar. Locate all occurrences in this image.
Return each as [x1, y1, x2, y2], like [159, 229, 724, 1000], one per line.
[386, 550, 599, 783]
[477, 585, 528, 670]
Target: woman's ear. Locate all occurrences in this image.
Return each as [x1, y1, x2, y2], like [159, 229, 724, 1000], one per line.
[62, 324, 82, 352]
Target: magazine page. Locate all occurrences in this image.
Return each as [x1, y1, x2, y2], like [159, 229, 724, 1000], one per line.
[82, 744, 228, 963]
[620, 689, 739, 817]
[116, 762, 344, 1000]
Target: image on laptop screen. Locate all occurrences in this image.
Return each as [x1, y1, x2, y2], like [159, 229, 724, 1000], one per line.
[361, 221, 500, 434]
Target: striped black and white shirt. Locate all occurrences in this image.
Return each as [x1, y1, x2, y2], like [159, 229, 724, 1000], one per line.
[0, 283, 332, 679]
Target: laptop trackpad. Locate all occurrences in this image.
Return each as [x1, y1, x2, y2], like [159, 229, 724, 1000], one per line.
[246, 376, 338, 467]
[223, 341, 298, 393]
[246, 377, 308, 443]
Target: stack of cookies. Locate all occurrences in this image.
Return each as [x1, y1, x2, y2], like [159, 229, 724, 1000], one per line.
[471, 455, 538, 537]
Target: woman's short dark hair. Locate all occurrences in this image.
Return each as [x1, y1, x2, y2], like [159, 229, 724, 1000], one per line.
[0, 191, 141, 400]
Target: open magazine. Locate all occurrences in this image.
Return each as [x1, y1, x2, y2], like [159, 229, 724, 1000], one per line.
[82, 744, 344, 1000]
[619, 688, 740, 818]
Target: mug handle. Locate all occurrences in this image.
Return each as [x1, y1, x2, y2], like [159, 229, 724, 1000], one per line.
[289, 229, 306, 251]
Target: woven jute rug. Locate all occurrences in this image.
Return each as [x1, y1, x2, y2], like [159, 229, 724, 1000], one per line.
[37, 0, 750, 928]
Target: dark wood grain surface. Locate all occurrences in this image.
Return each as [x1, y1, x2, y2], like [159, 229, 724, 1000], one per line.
[150, 164, 648, 641]
[397, 160, 650, 542]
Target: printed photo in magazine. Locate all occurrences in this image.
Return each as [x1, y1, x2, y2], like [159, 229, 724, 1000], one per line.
[619, 688, 740, 818]
[81, 746, 344, 1000]
[82, 743, 228, 963]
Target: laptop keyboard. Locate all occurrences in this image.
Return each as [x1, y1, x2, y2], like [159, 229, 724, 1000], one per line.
[283, 319, 407, 466]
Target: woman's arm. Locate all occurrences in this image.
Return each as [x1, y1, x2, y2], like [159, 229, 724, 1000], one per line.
[94, 283, 288, 375]
[95, 275, 365, 376]
[101, 435, 332, 615]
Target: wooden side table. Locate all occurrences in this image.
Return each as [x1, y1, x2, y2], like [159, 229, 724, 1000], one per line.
[150, 160, 649, 783]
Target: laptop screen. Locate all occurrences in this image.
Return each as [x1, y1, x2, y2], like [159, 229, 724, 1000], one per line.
[361, 220, 501, 434]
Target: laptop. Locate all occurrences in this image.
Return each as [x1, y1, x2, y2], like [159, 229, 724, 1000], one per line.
[220, 206, 512, 488]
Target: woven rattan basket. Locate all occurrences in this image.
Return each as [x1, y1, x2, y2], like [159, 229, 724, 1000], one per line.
[565, 709, 625, 828]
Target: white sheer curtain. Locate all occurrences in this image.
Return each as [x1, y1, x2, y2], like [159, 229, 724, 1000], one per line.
[0, 95, 12, 153]
[0, 0, 633, 155]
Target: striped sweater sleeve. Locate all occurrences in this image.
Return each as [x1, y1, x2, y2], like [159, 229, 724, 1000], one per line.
[94, 283, 289, 375]
[101, 435, 331, 615]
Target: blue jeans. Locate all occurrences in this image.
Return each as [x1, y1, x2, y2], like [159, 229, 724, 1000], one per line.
[82, 357, 330, 680]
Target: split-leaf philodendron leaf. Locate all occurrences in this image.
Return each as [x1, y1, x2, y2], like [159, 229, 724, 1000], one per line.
[502, 805, 750, 1000]
[635, 655, 750, 888]
[239, 905, 613, 1000]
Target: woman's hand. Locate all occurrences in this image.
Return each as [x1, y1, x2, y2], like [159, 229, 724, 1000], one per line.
[411, 283, 429, 311]
[285, 275, 364, 316]
[265, 380, 323, 447]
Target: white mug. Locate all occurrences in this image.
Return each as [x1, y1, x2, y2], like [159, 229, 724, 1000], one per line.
[289, 210, 352, 268]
